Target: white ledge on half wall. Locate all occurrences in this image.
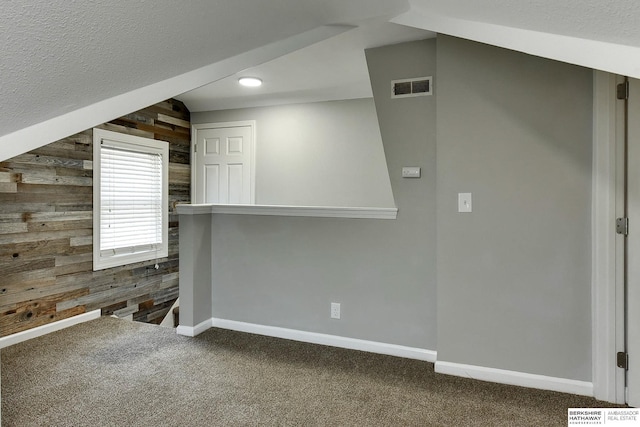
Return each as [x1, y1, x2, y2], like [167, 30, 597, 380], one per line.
[176, 203, 398, 220]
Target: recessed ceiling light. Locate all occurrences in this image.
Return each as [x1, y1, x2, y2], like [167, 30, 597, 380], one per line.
[238, 77, 262, 87]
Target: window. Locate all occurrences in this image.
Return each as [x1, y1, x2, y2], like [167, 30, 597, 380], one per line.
[93, 128, 168, 270]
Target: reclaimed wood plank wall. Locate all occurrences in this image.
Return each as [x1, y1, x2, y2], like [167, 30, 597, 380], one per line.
[0, 99, 191, 336]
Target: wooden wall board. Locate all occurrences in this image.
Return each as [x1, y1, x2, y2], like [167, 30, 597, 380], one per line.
[0, 99, 190, 336]
[101, 301, 128, 316]
[3, 268, 57, 287]
[0, 183, 17, 193]
[0, 278, 59, 307]
[0, 229, 93, 245]
[0, 288, 89, 336]
[151, 286, 179, 305]
[32, 144, 93, 161]
[157, 113, 190, 129]
[112, 303, 139, 318]
[0, 237, 71, 258]
[96, 123, 154, 139]
[110, 118, 189, 141]
[134, 298, 174, 324]
[145, 100, 190, 120]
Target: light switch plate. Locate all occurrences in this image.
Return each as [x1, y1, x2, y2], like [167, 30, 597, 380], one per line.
[402, 167, 421, 178]
[458, 193, 472, 212]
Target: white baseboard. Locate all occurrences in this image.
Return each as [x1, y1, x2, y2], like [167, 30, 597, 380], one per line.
[176, 318, 213, 337]
[0, 309, 101, 349]
[210, 318, 436, 362]
[435, 360, 594, 397]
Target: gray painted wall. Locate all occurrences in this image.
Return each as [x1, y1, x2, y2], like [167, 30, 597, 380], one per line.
[178, 213, 213, 328]
[210, 214, 436, 348]
[436, 35, 593, 380]
[184, 36, 594, 384]
[192, 40, 438, 349]
[192, 99, 395, 208]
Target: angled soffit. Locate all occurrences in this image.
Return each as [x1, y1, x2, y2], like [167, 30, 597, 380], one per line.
[393, 0, 640, 78]
[4, 0, 640, 162]
[0, 0, 409, 162]
[176, 19, 434, 113]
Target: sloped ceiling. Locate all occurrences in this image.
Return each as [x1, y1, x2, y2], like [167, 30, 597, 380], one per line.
[2, 0, 640, 161]
[406, 0, 640, 46]
[176, 19, 433, 112]
[394, 0, 640, 78]
[0, 0, 408, 161]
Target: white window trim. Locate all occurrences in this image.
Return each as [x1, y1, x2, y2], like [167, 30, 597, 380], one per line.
[93, 128, 169, 271]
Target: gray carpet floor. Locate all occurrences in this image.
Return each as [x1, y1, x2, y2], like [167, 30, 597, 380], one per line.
[1, 317, 620, 426]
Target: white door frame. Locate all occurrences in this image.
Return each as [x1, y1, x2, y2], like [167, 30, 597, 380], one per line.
[592, 71, 627, 404]
[191, 121, 257, 204]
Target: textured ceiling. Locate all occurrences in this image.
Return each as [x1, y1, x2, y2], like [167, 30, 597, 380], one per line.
[392, 0, 640, 78]
[179, 0, 640, 112]
[0, 0, 407, 139]
[408, 0, 640, 47]
[2, 0, 640, 159]
[177, 19, 433, 112]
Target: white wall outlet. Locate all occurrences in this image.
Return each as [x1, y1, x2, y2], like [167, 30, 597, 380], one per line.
[331, 302, 341, 319]
[458, 193, 472, 213]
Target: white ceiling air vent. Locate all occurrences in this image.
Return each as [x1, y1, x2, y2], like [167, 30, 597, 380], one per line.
[391, 76, 432, 99]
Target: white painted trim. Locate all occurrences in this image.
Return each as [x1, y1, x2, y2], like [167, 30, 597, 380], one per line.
[160, 298, 179, 328]
[0, 25, 353, 163]
[211, 318, 436, 362]
[92, 128, 169, 271]
[176, 318, 213, 337]
[392, 9, 640, 80]
[591, 71, 627, 404]
[435, 361, 594, 397]
[191, 121, 257, 205]
[0, 309, 101, 349]
[176, 203, 398, 220]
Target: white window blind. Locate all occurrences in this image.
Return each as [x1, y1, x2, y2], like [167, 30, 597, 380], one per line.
[100, 144, 163, 255]
[93, 129, 168, 270]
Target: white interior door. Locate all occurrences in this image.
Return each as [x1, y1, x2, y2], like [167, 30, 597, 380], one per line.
[627, 77, 640, 407]
[193, 124, 253, 204]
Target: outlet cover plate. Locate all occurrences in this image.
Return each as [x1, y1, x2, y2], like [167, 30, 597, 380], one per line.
[331, 302, 340, 319]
